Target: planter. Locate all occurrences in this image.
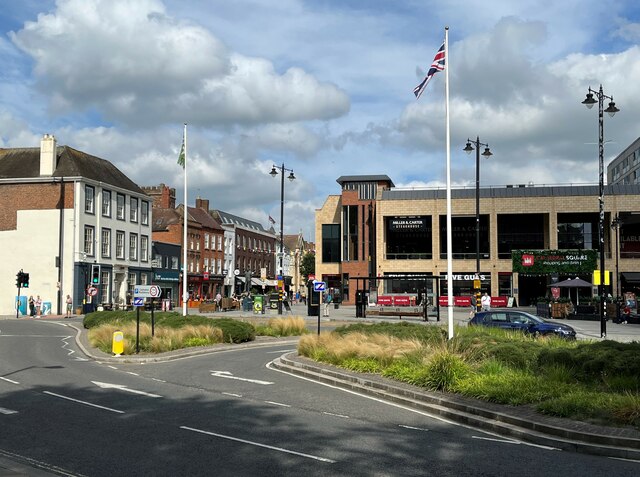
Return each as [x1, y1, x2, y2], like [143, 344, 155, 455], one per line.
[198, 303, 217, 313]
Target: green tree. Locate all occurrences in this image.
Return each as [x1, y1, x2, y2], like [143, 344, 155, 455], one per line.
[300, 252, 315, 281]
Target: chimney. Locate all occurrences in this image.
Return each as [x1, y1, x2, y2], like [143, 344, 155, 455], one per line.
[40, 134, 57, 176]
[195, 197, 209, 211]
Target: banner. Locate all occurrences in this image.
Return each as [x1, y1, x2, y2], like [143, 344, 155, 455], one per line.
[512, 249, 597, 274]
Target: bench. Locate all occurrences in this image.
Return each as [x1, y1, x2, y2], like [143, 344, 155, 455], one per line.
[366, 306, 427, 320]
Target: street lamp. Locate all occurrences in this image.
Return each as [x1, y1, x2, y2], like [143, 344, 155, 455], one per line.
[582, 85, 619, 338]
[270, 163, 296, 314]
[464, 137, 492, 309]
[611, 214, 622, 299]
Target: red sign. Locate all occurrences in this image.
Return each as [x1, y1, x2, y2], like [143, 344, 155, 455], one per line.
[551, 287, 560, 299]
[438, 296, 508, 307]
[522, 254, 534, 267]
[393, 296, 411, 306]
[203, 272, 209, 281]
[87, 287, 98, 297]
[377, 296, 393, 306]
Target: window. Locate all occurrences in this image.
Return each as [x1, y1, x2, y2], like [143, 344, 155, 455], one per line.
[116, 231, 125, 259]
[85, 185, 95, 214]
[171, 256, 179, 270]
[216, 258, 222, 274]
[102, 190, 111, 217]
[100, 270, 110, 303]
[218, 236, 222, 251]
[129, 233, 138, 261]
[155, 254, 162, 267]
[342, 205, 359, 261]
[322, 224, 341, 263]
[84, 226, 95, 256]
[101, 228, 111, 258]
[130, 197, 138, 223]
[116, 193, 125, 220]
[128, 272, 136, 299]
[140, 235, 148, 262]
[205, 234, 210, 249]
[141, 201, 149, 225]
[140, 273, 149, 285]
[204, 258, 209, 272]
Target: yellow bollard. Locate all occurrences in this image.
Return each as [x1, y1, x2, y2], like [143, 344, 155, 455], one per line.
[112, 331, 124, 356]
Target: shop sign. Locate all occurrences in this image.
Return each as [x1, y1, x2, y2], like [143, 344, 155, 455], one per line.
[512, 249, 597, 274]
[388, 217, 427, 231]
[153, 271, 179, 282]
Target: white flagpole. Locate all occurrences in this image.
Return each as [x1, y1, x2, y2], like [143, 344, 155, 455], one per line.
[444, 26, 454, 339]
[182, 123, 188, 317]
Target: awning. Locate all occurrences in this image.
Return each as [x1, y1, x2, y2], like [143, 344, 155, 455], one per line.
[236, 277, 278, 287]
[622, 272, 640, 283]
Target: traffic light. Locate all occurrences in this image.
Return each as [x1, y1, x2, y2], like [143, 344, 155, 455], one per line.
[16, 271, 23, 289]
[91, 264, 101, 285]
[22, 273, 29, 288]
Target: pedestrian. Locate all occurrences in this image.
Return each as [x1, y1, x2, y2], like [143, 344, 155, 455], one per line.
[324, 292, 332, 317]
[35, 295, 43, 316]
[481, 292, 491, 311]
[469, 293, 477, 318]
[65, 294, 73, 318]
[215, 292, 222, 310]
[28, 295, 36, 317]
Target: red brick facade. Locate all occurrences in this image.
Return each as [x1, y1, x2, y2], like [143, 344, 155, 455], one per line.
[0, 182, 75, 231]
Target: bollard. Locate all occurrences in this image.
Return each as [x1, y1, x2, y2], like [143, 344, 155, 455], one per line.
[112, 331, 124, 356]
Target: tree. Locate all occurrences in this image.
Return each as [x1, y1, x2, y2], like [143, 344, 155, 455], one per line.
[299, 252, 315, 281]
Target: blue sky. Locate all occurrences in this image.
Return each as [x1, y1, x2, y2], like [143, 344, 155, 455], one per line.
[1, 0, 640, 242]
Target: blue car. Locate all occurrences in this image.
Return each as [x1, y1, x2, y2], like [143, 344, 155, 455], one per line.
[469, 310, 577, 339]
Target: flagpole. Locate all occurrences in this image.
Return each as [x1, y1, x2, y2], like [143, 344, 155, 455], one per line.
[444, 26, 453, 339]
[182, 123, 188, 317]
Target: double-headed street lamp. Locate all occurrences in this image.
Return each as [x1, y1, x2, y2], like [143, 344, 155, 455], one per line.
[582, 85, 619, 338]
[464, 137, 492, 308]
[270, 163, 296, 315]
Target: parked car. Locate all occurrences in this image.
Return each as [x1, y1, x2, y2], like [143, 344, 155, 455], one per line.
[468, 310, 577, 339]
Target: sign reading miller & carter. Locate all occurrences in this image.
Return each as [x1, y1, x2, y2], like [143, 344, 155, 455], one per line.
[511, 249, 598, 274]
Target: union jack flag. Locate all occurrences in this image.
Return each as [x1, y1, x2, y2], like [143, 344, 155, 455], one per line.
[413, 41, 445, 99]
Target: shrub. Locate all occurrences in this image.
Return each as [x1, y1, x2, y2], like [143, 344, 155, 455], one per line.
[333, 322, 446, 344]
[423, 350, 470, 392]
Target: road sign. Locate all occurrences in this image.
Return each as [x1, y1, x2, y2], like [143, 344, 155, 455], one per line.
[134, 285, 161, 298]
[87, 287, 98, 297]
[133, 297, 144, 307]
[313, 281, 326, 292]
[308, 274, 315, 281]
[203, 272, 209, 280]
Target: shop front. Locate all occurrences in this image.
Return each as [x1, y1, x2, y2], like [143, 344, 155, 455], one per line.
[153, 270, 179, 310]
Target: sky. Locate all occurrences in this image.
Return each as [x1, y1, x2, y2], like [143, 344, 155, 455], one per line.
[2, 0, 640, 243]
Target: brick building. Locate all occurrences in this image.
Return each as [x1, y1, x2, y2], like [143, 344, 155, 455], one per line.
[0, 135, 152, 315]
[316, 175, 640, 307]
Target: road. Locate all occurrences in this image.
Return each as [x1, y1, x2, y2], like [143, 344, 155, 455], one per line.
[1, 317, 639, 476]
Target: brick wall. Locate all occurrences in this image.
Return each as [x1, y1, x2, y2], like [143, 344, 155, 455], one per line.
[0, 182, 74, 231]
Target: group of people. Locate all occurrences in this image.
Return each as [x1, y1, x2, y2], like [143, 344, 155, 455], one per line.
[469, 292, 492, 317]
[25, 294, 74, 318]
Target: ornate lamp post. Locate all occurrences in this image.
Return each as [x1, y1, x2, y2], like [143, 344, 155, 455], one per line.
[270, 164, 296, 314]
[582, 85, 619, 338]
[464, 137, 492, 310]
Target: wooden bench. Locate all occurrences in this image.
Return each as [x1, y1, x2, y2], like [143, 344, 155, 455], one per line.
[366, 306, 426, 320]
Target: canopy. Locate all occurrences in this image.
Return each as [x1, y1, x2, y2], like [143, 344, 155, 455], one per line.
[548, 278, 593, 288]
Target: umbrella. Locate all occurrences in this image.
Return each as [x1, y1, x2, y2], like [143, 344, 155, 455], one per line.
[548, 278, 593, 305]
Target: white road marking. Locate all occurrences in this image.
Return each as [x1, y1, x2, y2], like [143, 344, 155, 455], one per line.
[0, 407, 18, 415]
[210, 370, 273, 385]
[108, 365, 118, 369]
[0, 376, 19, 384]
[151, 378, 167, 383]
[400, 425, 428, 431]
[126, 372, 140, 376]
[323, 411, 350, 419]
[472, 435, 517, 444]
[265, 349, 296, 354]
[180, 426, 336, 463]
[0, 448, 84, 477]
[264, 401, 291, 408]
[268, 359, 557, 448]
[43, 391, 124, 414]
[222, 392, 243, 397]
[92, 381, 162, 398]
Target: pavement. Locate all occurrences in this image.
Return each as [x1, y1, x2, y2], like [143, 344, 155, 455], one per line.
[2, 305, 640, 474]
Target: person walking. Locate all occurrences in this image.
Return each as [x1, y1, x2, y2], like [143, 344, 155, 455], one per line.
[481, 292, 491, 311]
[323, 292, 333, 317]
[35, 295, 43, 316]
[65, 294, 73, 318]
[469, 293, 477, 318]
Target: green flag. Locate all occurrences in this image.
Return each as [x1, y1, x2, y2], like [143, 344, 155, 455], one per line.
[177, 139, 185, 168]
